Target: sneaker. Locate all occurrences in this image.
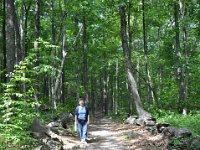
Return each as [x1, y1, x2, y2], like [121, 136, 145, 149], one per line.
[82, 139, 88, 145]
[80, 139, 84, 143]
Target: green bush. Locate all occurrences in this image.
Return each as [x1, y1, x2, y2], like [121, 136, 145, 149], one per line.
[157, 111, 200, 136]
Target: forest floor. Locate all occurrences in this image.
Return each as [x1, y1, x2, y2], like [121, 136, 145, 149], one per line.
[62, 118, 169, 150]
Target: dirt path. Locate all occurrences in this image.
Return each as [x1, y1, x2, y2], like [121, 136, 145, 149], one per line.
[64, 118, 168, 150]
[77, 118, 128, 150]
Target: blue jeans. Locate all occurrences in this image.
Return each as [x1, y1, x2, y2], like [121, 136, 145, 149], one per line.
[77, 121, 88, 139]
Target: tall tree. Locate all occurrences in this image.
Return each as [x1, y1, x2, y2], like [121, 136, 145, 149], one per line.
[33, 0, 41, 109]
[2, 0, 6, 82]
[11, 1, 21, 63]
[52, 23, 67, 109]
[142, 0, 155, 103]
[34, 0, 40, 51]
[174, 0, 184, 113]
[180, 0, 189, 115]
[127, 0, 134, 114]
[24, 0, 31, 56]
[6, 0, 15, 79]
[119, 4, 151, 119]
[82, 15, 89, 103]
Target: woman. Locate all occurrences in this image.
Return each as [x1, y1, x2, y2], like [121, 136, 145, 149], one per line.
[75, 98, 90, 144]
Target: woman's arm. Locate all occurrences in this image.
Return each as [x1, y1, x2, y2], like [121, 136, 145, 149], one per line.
[75, 115, 77, 124]
[74, 115, 78, 131]
[87, 115, 90, 125]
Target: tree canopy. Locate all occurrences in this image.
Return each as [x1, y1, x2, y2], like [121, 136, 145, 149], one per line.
[0, 0, 200, 148]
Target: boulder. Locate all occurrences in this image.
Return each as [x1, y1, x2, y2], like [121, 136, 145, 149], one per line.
[47, 122, 60, 128]
[33, 145, 51, 150]
[175, 128, 192, 138]
[50, 126, 69, 136]
[163, 126, 192, 138]
[47, 121, 69, 136]
[126, 115, 138, 124]
[40, 145, 50, 150]
[135, 118, 145, 126]
[156, 123, 170, 133]
[41, 138, 62, 150]
[58, 113, 73, 129]
[145, 120, 156, 126]
[134, 116, 156, 126]
[30, 118, 48, 138]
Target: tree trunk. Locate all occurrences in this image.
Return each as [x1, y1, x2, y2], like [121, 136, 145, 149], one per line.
[24, 0, 31, 56]
[128, 0, 132, 57]
[34, 0, 40, 51]
[52, 24, 67, 109]
[174, 0, 184, 113]
[136, 57, 140, 93]
[180, 0, 189, 115]
[106, 62, 110, 114]
[157, 27, 163, 102]
[142, 0, 155, 103]
[6, 0, 15, 79]
[61, 68, 65, 104]
[103, 71, 108, 115]
[90, 75, 95, 115]
[114, 58, 119, 114]
[82, 15, 89, 104]
[20, 1, 25, 60]
[119, 4, 151, 119]
[20, 1, 26, 93]
[2, 0, 6, 82]
[127, 82, 132, 114]
[100, 76, 104, 115]
[127, 0, 134, 114]
[33, 0, 41, 109]
[11, 1, 22, 63]
[110, 75, 114, 113]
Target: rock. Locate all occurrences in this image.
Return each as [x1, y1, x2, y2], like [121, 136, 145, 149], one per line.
[126, 115, 137, 124]
[190, 136, 200, 150]
[50, 126, 68, 136]
[47, 121, 69, 136]
[30, 118, 48, 138]
[145, 126, 158, 135]
[144, 118, 157, 135]
[63, 144, 80, 150]
[47, 122, 60, 128]
[145, 120, 156, 126]
[163, 127, 192, 138]
[58, 113, 73, 129]
[156, 123, 170, 133]
[175, 128, 192, 138]
[46, 140, 62, 150]
[125, 116, 156, 127]
[86, 137, 99, 143]
[126, 131, 141, 139]
[40, 145, 50, 150]
[33, 145, 50, 150]
[41, 138, 62, 150]
[135, 118, 145, 126]
[163, 126, 177, 137]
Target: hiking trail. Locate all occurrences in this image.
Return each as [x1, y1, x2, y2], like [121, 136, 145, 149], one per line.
[63, 118, 168, 150]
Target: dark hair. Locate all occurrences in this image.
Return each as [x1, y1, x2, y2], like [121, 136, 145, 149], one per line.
[79, 98, 84, 102]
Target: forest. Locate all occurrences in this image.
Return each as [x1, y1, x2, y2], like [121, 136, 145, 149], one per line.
[0, 0, 200, 149]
